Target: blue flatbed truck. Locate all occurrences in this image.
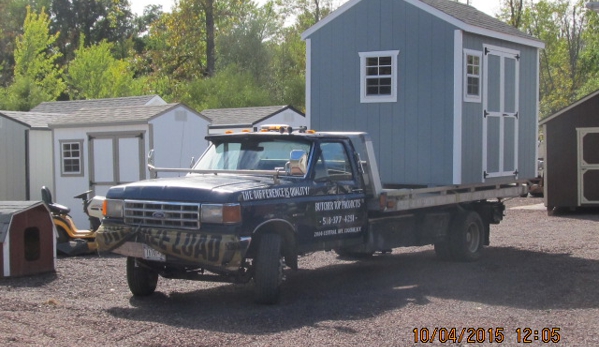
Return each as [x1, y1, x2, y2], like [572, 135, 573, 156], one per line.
[96, 126, 526, 304]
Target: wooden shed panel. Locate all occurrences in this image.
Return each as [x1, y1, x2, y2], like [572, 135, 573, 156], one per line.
[582, 170, 599, 202]
[545, 119, 579, 208]
[0, 119, 27, 200]
[582, 133, 599, 164]
[8, 207, 54, 276]
[28, 130, 54, 201]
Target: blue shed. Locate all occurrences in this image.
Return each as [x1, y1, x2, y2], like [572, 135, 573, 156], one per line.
[302, 0, 544, 187]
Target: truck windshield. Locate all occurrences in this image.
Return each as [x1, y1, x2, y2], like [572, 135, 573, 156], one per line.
[193, 139, 312, 172]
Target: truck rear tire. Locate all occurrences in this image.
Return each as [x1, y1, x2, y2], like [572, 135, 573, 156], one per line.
[449, 211, 484, 262]
[126, 257, 158, 296]
[253, 233, 283, 304]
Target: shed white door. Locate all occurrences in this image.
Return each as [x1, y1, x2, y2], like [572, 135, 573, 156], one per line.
[89, 132, 145, 196]
[483, 45, 520, 180]
[578, 128, 599, 205]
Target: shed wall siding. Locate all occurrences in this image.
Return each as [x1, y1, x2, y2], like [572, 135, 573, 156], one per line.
[28, 130, 54, 201]
[309, 0, 456, 186]
[0, 118, 27, 200]
[149, 110, 211, 177]
[53, 124, 150, 227]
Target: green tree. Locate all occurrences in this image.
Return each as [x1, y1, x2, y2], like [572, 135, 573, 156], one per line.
[509, 0, 595, 118]
[0, 0, 49, 86]
[49, 0, 134, 62]
[65, 37, 140, 99]
[4, 6, 65, 111]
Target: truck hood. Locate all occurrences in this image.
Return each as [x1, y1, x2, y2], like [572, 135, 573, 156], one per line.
[106, 174, 274, 203]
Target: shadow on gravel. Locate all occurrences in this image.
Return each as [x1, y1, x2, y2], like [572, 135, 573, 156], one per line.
[0, 271, 58, 288]
[549, 207, 599, 221]
[105, 246, 599, 334]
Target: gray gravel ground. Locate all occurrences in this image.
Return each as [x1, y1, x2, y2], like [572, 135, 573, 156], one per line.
[1, 197, 598, 346]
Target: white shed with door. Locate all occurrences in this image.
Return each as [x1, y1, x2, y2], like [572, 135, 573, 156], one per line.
[50, 104, 211, 227]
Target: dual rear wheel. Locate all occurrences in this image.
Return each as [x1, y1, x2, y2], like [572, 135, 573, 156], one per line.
[434, 210, 484, 262]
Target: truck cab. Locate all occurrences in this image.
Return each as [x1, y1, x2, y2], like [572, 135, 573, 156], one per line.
[96, 125, 524, 304]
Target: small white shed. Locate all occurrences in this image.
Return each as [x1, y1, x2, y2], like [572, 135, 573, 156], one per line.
[0, 111, 61, 201]
[202, 105, 307, 134]
[50, 103, 211, 227]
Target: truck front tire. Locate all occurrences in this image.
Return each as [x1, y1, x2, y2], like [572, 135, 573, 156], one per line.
[449, 211, 484, 262]
[126, 257, 158, 296]
[253, 233, 283, 304]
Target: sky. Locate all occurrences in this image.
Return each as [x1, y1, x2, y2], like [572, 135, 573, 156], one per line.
[129, 0, 500, 17]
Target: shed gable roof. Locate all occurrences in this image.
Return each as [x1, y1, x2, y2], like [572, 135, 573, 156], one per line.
[48, 104, 183, 128]
[540, 89, 599, 126]
[302, 0, 544, 48]
[201, 105, 304, 125]
[0, 201, 47, 242]
[30, 95, 165, 114]
[0, 111, 64, 129]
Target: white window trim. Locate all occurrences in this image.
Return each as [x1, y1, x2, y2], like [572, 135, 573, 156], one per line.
[60, 140, 84, 177]
[359, 50, 400, 103]
[463, 49, 482, 103]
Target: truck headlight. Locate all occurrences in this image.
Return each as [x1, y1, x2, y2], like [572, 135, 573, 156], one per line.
[201, 204, 242, 224]
[102, 199, 124, 218]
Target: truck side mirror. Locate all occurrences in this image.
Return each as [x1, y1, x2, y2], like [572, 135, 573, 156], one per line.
[286, 150, 308, 176]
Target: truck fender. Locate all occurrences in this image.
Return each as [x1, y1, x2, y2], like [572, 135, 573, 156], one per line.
[250, 219, 298, 270]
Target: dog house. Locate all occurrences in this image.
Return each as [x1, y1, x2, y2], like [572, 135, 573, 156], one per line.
[0, 201, 55, 278]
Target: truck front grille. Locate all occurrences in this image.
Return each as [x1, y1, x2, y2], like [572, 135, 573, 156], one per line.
[123, 200, 201, 230]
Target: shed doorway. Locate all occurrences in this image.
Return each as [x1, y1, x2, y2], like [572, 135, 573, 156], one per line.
[483, 45, 520, 180]
[88, 132, 146, 197]
[577, 127, 599, 205]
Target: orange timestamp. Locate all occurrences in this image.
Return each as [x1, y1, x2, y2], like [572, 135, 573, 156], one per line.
[413, 327, 561, 344]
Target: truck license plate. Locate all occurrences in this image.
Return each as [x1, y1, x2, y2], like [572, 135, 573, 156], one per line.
[143, 244, 166, 262]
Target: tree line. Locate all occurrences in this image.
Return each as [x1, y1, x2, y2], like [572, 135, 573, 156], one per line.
[0, 0, 338, 112]
[0, 0, 597, 119]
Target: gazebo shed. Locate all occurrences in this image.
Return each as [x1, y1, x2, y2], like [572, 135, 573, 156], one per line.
[1, 201, 55, 278]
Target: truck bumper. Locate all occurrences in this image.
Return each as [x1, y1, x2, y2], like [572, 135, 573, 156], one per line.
[95, 223, 251, 271]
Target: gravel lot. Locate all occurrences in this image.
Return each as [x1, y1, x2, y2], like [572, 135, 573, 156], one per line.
[1, 197, 598, 346]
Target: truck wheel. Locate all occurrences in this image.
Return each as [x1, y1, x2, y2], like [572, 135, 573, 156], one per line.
[449, 211, 484, 262]
[126, 257, 158, 296]
[253, 233, 283, 304]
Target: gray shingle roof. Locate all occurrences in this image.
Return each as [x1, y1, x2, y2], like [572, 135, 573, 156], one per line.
[302, 0, 543, 47]
[201, 105, 304, 125]
[48, 104, 183, 127]
[30, 95, 164, 114]
[0, 111, 64, 129]
[420, 0, 541, 43]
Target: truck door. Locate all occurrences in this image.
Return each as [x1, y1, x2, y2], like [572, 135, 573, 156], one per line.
[306, 141, 367, 244]
[483, 45, 520, 180]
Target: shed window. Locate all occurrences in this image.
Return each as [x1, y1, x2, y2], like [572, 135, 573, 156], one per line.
[359, 50, 399, 103]
[61, 140, 83, 176]
[464, 50, 482, 103]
